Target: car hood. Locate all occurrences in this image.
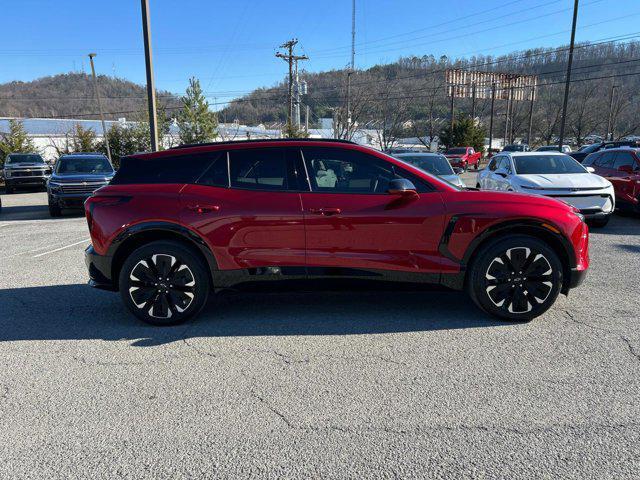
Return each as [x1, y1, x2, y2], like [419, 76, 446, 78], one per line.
[440, 174, 465, 187]
[50, 173, 113, 183]
[516, 173, 610, 189]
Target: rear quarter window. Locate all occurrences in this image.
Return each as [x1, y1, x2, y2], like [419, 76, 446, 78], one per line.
[111, 151, 224, 185]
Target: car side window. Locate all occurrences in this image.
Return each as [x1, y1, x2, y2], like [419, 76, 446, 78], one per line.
[302, 147, 430, 194]
[229, 148, 301, 191]
[111, 152, 219, 185]
[487, 158, 498, 171]
[613, 152, 637, 170]
[583, 152, 599, 166]
[596, 151, 616, 168]
[196, 152, 229, 187]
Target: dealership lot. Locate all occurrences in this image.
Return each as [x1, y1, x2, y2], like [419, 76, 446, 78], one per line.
[0, 176, 639, 478]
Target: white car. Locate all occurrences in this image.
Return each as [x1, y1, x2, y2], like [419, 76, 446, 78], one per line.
[394, 152, 466, 188]
[477, 152, 615, 227]
[536, 145, 572, 153]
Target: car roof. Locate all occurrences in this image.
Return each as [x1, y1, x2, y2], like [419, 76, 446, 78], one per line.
[395, 152, 442, 157]
[60, 152, 108, 158]
[501, 151, 567, 157]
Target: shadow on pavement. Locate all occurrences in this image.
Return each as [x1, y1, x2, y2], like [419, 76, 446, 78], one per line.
[0, 283, 504, 347]
[0, 204, 84, 221]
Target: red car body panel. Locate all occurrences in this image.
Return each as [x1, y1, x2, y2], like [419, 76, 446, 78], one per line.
[84, 140, 588, 294]
[588, 150, 640, 210]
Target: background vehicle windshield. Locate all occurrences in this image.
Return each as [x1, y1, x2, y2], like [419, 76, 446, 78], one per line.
[503, 145, 525, 152]
[445, 148, 466, 155]
[578, 144, 600, 153]
[6, 154, 44, 164]
[55, 156, 113, 174]
[398, 155, 454, 176]
[513, 154, 586, 175]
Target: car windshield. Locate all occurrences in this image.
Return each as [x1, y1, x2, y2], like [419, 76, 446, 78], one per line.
[6, 154, 44, 164]
[56, 156, 113, 174]
[578, 144, 600, 153]
[536, 146, 561, 151]
[397, 154, 454, 176]
[513, 154, 586, 175]
[445, 148, 466, 155]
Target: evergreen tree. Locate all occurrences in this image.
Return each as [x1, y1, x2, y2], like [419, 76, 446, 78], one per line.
[96, 123, 149, 169]
[177, 77, 218, 145]
[439, 115, 486, 153]
[0, 119, 37, 166]
[282, 121, 309, 138]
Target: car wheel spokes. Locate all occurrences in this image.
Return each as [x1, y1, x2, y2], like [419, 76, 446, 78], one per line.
[485, 247, 553, 314]
[128, 254, 196, 319]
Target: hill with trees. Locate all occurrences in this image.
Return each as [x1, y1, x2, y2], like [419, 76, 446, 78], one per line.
[0, 72, 180, 121]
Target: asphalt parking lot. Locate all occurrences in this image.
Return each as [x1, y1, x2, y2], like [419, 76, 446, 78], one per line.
[0, 174, 639, 479]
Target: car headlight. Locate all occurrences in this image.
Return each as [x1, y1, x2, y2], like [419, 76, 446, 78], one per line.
[48, 181, 62, 193]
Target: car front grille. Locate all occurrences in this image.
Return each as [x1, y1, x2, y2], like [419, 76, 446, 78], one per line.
[60, 183, 106, 194]
[9, 169, 48, 177]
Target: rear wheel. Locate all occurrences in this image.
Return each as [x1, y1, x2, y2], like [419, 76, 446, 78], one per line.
[467, 235, 563, 322]
[119, 241, 210, 326]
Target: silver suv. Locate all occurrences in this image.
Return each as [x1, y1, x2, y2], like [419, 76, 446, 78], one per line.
[2, 153, 51, 193]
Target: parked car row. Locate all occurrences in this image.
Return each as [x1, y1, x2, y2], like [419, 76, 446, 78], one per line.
[2, 152, 115, 217]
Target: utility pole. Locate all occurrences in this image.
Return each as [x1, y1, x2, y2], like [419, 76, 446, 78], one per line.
[558, 0, 579, 151]
[606, 84, 618, 141]
[140, 0, 159, 151]
[489, 83, 496, 155]
[504, 85, 511, 146]
[471, 83, 477, 120]
[276, 39, 308, 131]
[305, 105, 309, 133]
[527, 83, 536, 145]
[88, 53, 111, 162]
[345, 0, 356, 138]
[450, 86, 455, 132]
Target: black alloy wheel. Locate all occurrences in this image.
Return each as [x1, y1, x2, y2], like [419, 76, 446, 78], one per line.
[468, 235, 563, 321]
[119, 241, 210, 325]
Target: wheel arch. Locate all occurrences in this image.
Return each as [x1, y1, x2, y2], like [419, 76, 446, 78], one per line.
[461, 220, 575, 294]
[109, 222, 218, 291]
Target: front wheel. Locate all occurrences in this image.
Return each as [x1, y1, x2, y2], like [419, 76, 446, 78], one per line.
[48, 202, 61, 217]
[119, 241, 210, 326]
[5, 185, 14, 194]
[467, 235, 563, 322]
[589, 215, 610, 228]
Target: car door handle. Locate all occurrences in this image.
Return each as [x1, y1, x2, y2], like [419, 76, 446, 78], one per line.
[187, 204, 220, 214]
[308, 207, 341, 216]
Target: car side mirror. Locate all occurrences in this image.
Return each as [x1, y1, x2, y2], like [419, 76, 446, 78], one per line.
[388, 178, 418, 196]
[618, 164, 633, 174]
[495, 168, 508, 177]
[586, 166, 596, 173]
[453, 167, 464, 175]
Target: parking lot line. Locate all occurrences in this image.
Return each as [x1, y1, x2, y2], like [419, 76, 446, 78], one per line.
[32, 239, 89, 258]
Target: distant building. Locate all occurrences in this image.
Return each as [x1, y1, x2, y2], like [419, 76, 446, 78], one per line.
[0, 116, 380, 160]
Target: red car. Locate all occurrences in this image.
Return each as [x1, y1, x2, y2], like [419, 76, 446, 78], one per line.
[583, 147, 640, 213]
[85, 139, 589, 326]
[443, 146, 482, 171]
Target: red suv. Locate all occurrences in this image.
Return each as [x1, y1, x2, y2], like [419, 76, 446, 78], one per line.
[443, 147, 481, 171]
[84, 139, 589, 325]
[583, 148, 640, 213]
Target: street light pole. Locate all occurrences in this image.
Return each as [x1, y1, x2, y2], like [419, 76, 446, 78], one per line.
[558, 0, 579, 151]
[606, 84, 618, 141]
[88, 53, 112, 163]
[141, 0, 159, 151]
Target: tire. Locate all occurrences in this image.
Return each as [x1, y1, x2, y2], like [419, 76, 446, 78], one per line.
[48, 203, 62, 217]
[5, 185, 14, 194]
[119, 241, 210, 326]
[474, 162, 479, 171]
[589, 215, 610, 228]
[467, 235, 563, 322]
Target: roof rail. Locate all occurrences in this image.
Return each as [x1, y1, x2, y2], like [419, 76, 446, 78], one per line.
[170, 138, 357, 150]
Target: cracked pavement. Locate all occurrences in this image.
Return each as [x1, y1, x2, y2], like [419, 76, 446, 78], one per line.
[0, 187, 639, 479]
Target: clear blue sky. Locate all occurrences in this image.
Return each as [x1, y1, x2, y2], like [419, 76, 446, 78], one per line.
[4, 0, 640, 108]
